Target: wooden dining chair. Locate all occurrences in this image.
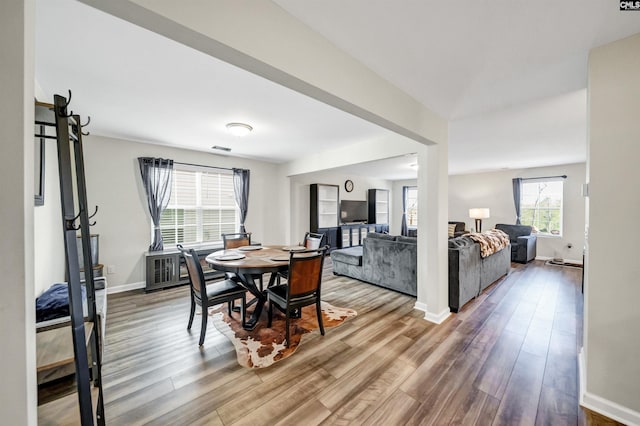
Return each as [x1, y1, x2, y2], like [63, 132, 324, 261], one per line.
[222, 232, 252, 249]
[267, 245, 329, 347]
[221, 232, 251, 281]
[277, 232, 326, 285]
[221, 231, 263, 305]
[177, 244, 247, 346]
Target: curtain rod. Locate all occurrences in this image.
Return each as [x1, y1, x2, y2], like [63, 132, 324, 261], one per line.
[520, 175, 567, 181]
[173, 161, 233, 171]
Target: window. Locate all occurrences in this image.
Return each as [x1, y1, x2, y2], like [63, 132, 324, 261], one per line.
[159, 165, 238, 246]
[520, 180, 563, 236]
[405, 186, 418, 228]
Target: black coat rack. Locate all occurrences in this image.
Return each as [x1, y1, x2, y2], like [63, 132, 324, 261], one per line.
[47, 91, 105, 425]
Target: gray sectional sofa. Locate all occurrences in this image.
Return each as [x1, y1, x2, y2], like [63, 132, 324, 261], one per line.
[331, 232, 511, 311]
[448, 236, 510, 312]
[330, 233, 417, 296]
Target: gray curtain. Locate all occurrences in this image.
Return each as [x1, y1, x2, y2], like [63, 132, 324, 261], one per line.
[233, 168, 250, 232]
[138, 157, 173, 251]
[512, 178, 522, 225]
[401, 186, 409, 236]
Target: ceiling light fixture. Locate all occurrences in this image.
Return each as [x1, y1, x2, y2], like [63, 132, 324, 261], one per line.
[226, 122, 253, 137]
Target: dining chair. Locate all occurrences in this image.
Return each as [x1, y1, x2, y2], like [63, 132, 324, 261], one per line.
[221, 232, 251, 282]
[177, 244, 247, 346]
[222, 232, 252, 249]
[221, 231, 263, 305]
[277, 232, 326, 285]
[267, 245, 329, 347]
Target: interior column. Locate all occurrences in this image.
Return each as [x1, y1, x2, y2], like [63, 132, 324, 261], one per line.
[0, 0, 37, 423]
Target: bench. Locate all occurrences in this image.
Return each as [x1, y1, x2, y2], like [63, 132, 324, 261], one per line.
[36, 277, 107, 385]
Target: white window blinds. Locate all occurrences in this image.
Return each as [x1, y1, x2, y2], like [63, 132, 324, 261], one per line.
[159, 165, 238, 246]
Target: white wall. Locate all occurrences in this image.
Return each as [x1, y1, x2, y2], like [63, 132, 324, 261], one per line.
[289, 170, 392, 244]
[0, 0, 37, 423]
[449, 163, 586, 262]
[584, 32, 640, 423]
[33, 140, 65, 295]
[82, 135, 284, 291]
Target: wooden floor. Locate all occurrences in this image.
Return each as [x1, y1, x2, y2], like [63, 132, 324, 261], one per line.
[95, 260, 584, 425]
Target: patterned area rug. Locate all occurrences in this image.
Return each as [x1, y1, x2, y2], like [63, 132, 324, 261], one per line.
[210, 301, 356, 368]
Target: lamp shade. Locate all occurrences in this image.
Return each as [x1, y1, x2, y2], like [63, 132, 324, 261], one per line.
[469, 208, 490, 219]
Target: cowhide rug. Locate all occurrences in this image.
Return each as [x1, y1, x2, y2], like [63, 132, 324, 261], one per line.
[209, 301, 356, 368]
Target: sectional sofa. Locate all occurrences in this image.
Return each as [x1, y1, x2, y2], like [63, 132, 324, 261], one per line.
[330, 232, 417, 296]
[448, 235, 510, 312]
[331, 231, 511, 312]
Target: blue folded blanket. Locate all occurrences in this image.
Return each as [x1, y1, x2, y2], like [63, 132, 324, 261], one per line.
[36, 283, 86, 323]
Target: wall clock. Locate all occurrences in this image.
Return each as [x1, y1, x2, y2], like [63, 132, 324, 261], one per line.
[344, 179, 354, 192]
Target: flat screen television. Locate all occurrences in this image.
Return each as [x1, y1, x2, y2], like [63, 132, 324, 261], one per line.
[340, 200, 368, 224]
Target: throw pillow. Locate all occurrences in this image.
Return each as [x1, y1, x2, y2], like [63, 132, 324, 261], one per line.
[448, 223, 457, 238]
[35, 283, 87, 322]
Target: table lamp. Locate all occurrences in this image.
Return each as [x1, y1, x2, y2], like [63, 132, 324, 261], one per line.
[469, 208, 490, 232]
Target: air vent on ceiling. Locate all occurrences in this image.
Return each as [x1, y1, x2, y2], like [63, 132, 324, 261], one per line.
[211, 145, 231, 152]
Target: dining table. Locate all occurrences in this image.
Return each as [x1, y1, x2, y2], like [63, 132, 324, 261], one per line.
[205, 244, 306, 330]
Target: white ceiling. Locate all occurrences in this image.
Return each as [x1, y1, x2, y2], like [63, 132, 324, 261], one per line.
[273, 0, 640, 120]
[36, 0, 640, 179]
[35, 0, 407, 165]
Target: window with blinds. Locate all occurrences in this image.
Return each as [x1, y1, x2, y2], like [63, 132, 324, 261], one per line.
[159, 165, 238, 246]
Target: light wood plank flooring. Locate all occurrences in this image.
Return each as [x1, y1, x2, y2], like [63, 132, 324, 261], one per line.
[96, 259, 584, 425]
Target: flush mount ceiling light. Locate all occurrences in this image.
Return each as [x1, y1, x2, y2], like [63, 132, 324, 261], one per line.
[226, 122, 253, 137]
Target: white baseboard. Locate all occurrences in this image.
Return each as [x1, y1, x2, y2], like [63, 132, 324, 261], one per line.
[413, 301, 428, 313]
[414, 302, 451, 324]
[107, 281, 145, 294]
[579, 347, 640, 425]
[423, 308, 451, 324]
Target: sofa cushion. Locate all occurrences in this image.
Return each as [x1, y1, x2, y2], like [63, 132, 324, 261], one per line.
[366, 232, 396, 241]
[396, 235, 417, 244]
[448, 236, 475, 249]
[448, 223, 456, 237]
[330, 246, 363, 266]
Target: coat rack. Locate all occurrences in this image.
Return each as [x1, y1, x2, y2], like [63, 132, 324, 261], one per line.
[38, 91, 105, 425]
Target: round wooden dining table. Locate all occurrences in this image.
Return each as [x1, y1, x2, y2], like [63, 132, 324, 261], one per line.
[205, 245, 304, 330]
